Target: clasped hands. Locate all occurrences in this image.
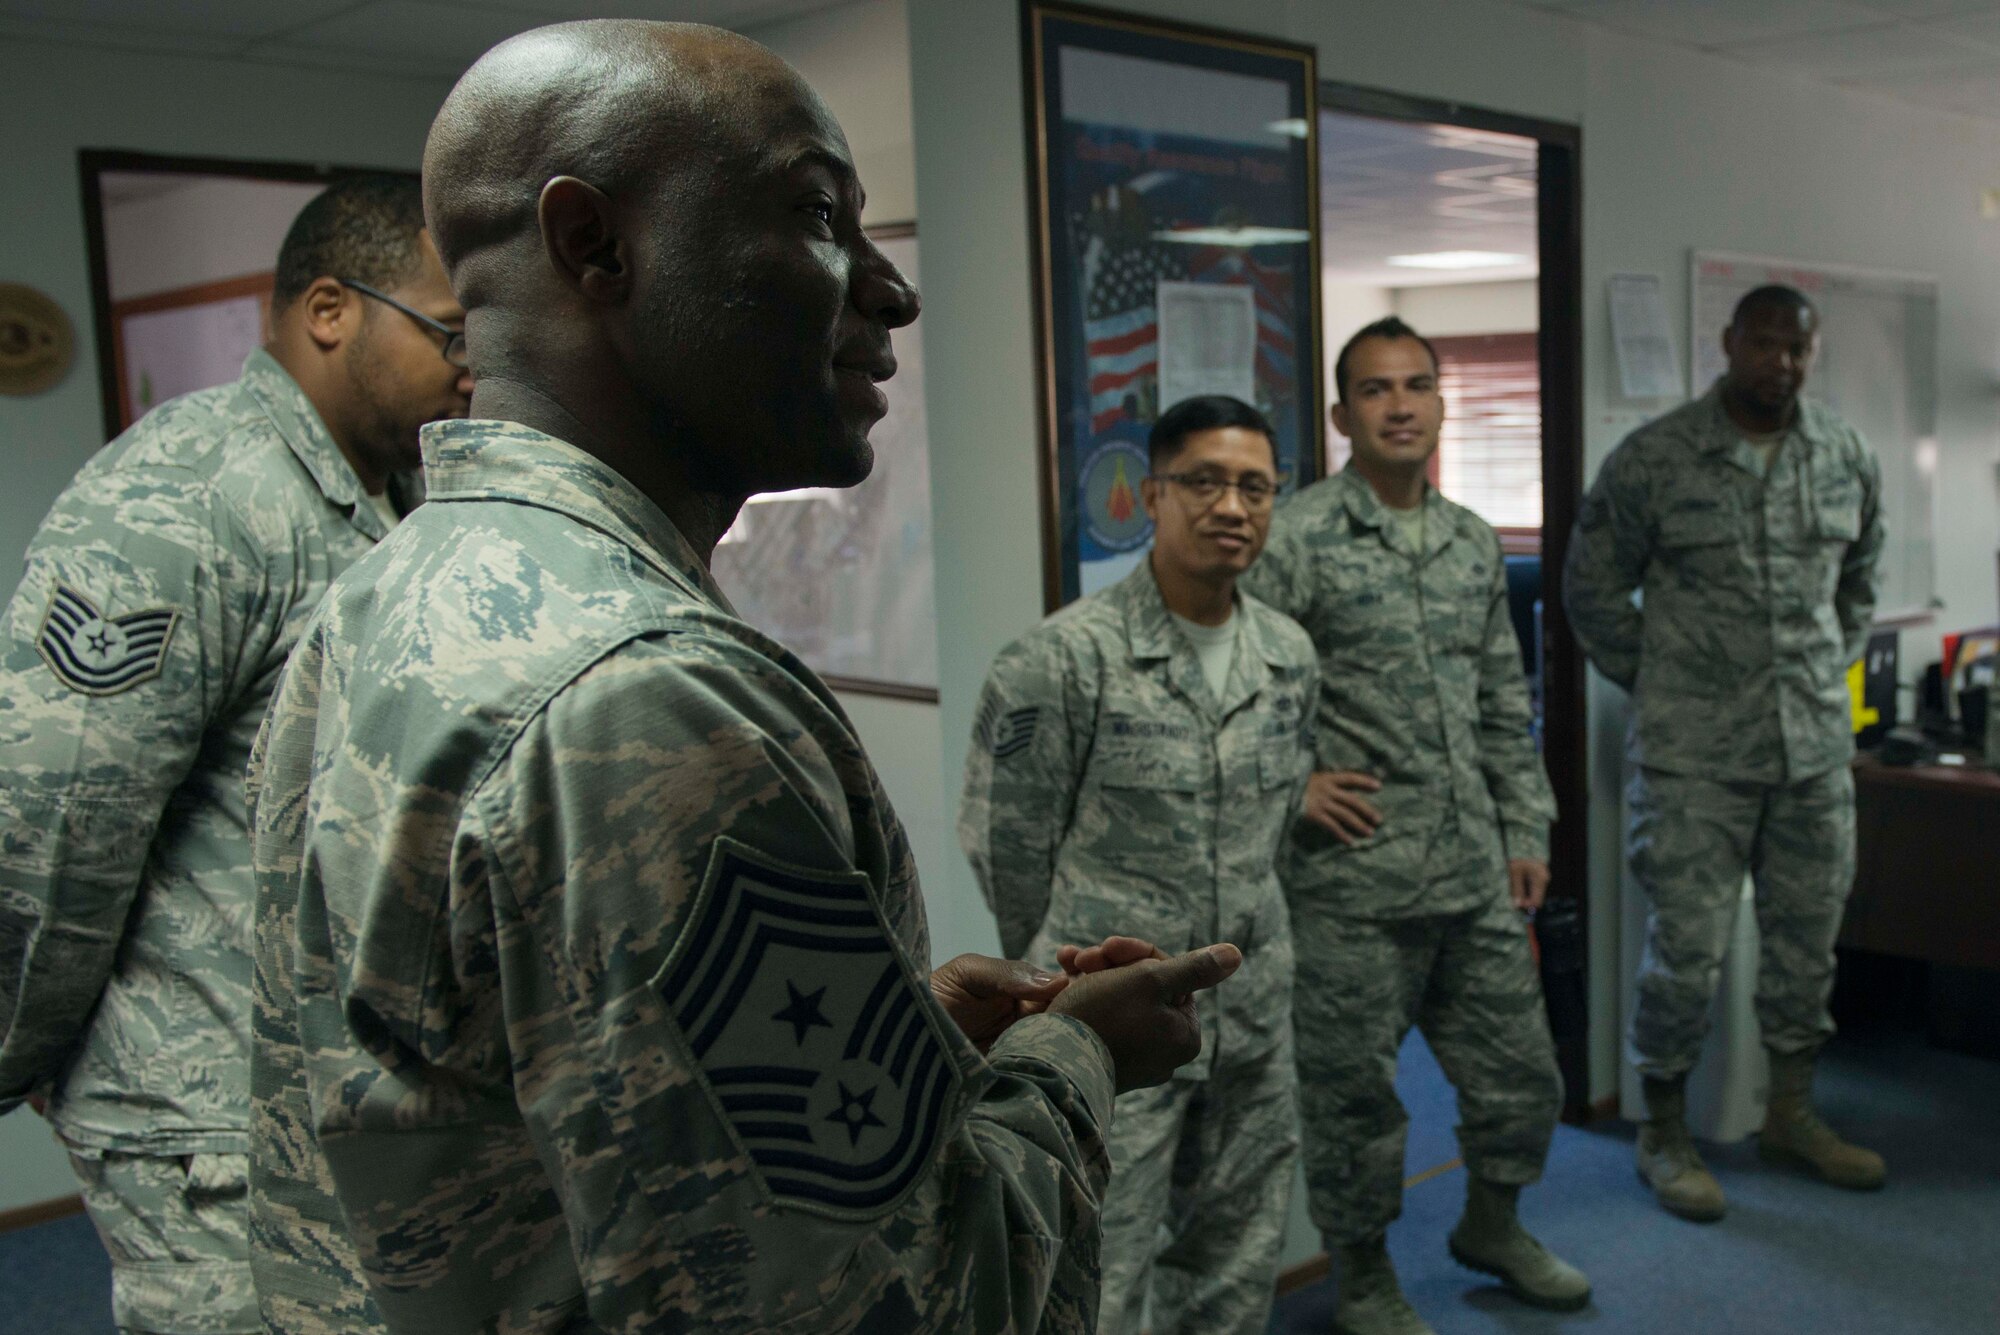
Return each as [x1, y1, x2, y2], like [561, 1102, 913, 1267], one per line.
[931, 936, 1242, 1093]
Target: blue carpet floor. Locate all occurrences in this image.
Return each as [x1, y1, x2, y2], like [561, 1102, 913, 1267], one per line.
[1270, 1025, 2000, 1334]
[2, 1028, 1993, 1334]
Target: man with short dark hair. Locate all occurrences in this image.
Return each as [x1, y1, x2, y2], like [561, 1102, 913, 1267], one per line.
[248, 22, 1242, 1335]
[0, 172, 468, 1334]
[1566, 285, 1886, 1222]
[961, 394, 1317, 1335]
[1245, 317, 1587, 1334]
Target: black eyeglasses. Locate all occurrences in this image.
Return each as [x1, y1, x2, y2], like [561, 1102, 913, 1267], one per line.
[340, 278, 469, 368]
[1153, 470, 1286, 511]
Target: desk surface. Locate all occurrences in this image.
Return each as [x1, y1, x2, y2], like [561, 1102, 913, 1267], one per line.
[1852, 752, 2000, 796]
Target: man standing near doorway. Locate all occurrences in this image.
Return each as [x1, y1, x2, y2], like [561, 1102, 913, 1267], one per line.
[1565, 285, 1886, 1221]
[961, 395, 1318, 1335]
[0, 174, 469, 1334]
[1244, 317, 1588, 1334]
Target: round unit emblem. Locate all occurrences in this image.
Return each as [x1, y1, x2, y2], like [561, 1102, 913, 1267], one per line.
[0, 284, 75, 397]
[1080, 438, 1152, 553]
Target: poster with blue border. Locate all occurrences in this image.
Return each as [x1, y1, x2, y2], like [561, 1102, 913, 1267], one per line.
[1027, 4, 1321, 606]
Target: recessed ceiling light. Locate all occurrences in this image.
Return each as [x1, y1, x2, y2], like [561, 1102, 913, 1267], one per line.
[1265, 118, 1310, 139]
[1386, 250, 1529, 270]
[1154, 226, 1314, 247]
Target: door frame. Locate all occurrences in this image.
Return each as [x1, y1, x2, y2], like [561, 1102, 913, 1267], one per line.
[1317, 83, 1590, 1116]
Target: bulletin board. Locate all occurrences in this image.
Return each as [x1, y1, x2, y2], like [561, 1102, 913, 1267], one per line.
[1691, 250, 1939, 623]
[710, 225, 937, 699]
[1025, 3, 1322, 608]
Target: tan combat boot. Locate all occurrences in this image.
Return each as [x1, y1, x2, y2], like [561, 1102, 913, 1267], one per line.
[1332, 1236, 1435, 1335]
[1447, 1178, 1592, 1311]
[1636, 1075, 1727, 1221]
[1758, 1048, 1886, 1190]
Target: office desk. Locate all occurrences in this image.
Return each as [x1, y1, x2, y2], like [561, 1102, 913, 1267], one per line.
[1840, 755, 2000, 970]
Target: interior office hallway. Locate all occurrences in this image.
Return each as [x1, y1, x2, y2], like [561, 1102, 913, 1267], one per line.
[4, 1018, 1992, 1335]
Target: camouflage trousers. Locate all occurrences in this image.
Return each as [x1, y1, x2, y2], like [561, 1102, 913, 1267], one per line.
[1097, 1041, 1298, 1335]
[1290, 894, 1561, 1245]
[67, 1146, 257, 1334]
[1627, 765, 1856, 1079]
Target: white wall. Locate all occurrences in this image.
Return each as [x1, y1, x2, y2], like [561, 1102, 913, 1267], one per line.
[0, 36, 453, 1216]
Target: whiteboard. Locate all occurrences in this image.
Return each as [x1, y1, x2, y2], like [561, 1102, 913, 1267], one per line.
[1691, 250, 1937, 622]
[710, 231, 936, 695]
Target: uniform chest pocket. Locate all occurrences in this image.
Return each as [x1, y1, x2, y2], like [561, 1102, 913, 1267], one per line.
[1812, 490, 1861, 542]
[1258, 738, 1306, 790]
[1658, 507, 1738, 549]
[1093, 736, 1206, 792]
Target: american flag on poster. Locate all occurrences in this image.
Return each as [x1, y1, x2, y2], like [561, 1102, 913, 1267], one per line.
[1082, 222, 1297, 434]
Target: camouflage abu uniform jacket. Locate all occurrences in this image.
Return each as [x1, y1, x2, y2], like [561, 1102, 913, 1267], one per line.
[0, 351, 403, 1154]
[1242, 468, 1555, 920]
[958, 561, 1317, 1079]
[1564, 385, 1884, 783]
[249, 420, 1118, 1335]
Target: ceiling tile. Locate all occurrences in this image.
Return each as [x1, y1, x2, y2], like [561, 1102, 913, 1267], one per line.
[0, 0, 358, 38]
[469, 0, 850, 24]
[1725, 21, 1998, 76]
[1573, 0, 1892, 48]
[254, 0, 539, 66]
[1921, 9, 2000, 43]
[1842, 55, 2000, 104]
[1850, 1, 2000, 16]
[0, 12, 243, 55]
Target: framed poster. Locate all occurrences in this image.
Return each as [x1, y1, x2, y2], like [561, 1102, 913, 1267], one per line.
[111, 273, 273, 429]
[711, 224, 938, 700]
[1025, 2, 1322, 607]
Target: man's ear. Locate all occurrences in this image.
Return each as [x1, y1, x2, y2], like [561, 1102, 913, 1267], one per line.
[539, 176, 629, 305]
[1140, 474, 1162, 526]
[298, 278, 351, 352]
[1329, 400, 1352, 441]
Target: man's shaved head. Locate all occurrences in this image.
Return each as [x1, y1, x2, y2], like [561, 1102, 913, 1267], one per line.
[425, 21, 811, 303]
[420, 19, 918, 545]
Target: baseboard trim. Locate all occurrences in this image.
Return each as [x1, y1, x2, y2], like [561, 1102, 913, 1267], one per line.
[0, 1193, 84, 1234]
[1276, 1251, 1330, 1297]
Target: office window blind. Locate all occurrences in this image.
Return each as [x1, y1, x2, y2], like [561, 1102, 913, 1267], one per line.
[1434, 332, 1541, 532]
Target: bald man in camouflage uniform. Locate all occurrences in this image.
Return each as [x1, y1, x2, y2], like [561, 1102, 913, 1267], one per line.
[0, 177, 466, 1335]
[1566, 285, 1886, 1222]
[1244, 318, 1588, 1334]
[962, 396, 1317, 1335]
[249, 24, 1242, 1334]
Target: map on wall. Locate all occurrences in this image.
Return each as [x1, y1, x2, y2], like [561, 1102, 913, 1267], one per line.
[710, 229, 937, 696]
[1691, 250, 1938, 622]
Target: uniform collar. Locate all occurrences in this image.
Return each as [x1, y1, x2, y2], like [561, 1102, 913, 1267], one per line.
[418, 419, 734, 614]
[239, 349, 414, 542]
[1334, 464, 1454, 560]
[1695, 381, 1836, 474]
[1111, 557, 1285, 719]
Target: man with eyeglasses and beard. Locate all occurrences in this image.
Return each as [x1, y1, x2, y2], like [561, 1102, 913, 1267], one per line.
[961, 394, 1318, 1335]
[1243, 318, 1588, 1334]
[0, 173, 468, 1335]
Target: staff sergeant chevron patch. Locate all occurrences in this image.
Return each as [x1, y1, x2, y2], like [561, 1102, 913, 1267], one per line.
[658, 838, 969, 1223]
[36, 584, 180, 696]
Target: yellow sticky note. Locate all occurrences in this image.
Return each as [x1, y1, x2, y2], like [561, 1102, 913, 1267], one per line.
[1848, 658, 1879, 733]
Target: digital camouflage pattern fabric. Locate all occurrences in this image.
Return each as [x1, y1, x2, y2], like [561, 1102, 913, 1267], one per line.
[1563, 385, 1884, 784]
[1289, 897, 1560, 1244]
[1624, 766, 1856, 1077]
[0, 352, 405, 1332]
[958, 561, 1316, 1334]
[249, 419, 1118, 1335]
[1242, 466, 1555, 918]
[68, 1148, 255, 1334]
[1242, 467, 1561, 1243]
